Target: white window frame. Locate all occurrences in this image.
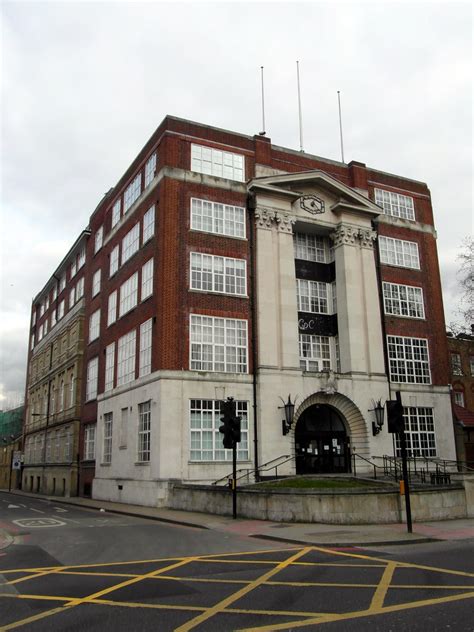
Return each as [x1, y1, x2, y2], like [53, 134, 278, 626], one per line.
[104, 343, 115, 391]
[296, 279, 330, 314]
[387, 335, 431, 384]
[89, 309, 100, 343]
[86, 357, 99, 401]
[294, 233, 333, 263]
[119, 272, 138, 318]
[382, 282, 425, 319]
[141, 259, 153, 301]
[395, 407, 436, 457]
[69, 287, 75, 309]
[299, 334, 337, 372]
[124, 173, 142, 213]
[190, 198, 245, 239]
[121, 223, 140, 265]
[144, 153, 157, 188]
[92, 269, 101, 297]
[379, 236, 420, 269]
[112, 199, 121, 228]
[77, 247, 86, 270]
[139, 319, 152, 377]
[110, 245, 119, 277]
[451, 353, 462, 375]
[76, 277, 84, 300]
[103, 413, 113, 464]
[191, 144, 244, 182]
[108, 290, 117, 326]
[143, 206, 155, 243]
[454, 391, 465, 407]
[58, 300, 65, 320]
[117, 329, 136, 386]
[60, 274, 66, 292]
[138, 401, 151, 462]
[94, 226, 104, 254]
[70, 259, 77, 279]
[190, 314, 248, 373]
[190, 399, 249, 461]
[190, 252, 247, 296]
[84, 424, 96, 461]
[375, 188, 415, 221]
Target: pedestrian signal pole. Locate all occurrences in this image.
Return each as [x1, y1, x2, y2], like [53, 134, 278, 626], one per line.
[219, 397, 241, 519]
[387, 390, 412, 533]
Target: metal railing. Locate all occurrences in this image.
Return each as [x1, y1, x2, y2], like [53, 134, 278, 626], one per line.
[351, 453, 382, 479]
[380, 455, 474, 485]
[212, 454, 291, 486]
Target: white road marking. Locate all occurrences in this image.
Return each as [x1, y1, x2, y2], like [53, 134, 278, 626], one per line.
[7, 504, 20, 509]
[29, 508, 45, 514]
[13, 518, 66, 528]
[53, 507, 68, 513]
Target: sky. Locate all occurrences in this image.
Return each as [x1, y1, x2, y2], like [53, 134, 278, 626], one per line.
[0, 0, 472, 408]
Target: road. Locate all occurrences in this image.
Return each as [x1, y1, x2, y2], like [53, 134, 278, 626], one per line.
[1, 491, 473, 631]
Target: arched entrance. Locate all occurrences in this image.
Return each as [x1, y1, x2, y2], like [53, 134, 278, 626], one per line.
[295, 404, 351, 474]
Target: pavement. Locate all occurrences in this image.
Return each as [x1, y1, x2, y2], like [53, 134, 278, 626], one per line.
[2, 488, 473, 548]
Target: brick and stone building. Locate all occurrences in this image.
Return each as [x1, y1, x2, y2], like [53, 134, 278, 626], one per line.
[24, 115, 457, 504]
[447, 330, 474, 467]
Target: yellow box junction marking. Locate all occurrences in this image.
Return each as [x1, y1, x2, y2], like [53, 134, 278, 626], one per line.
[0, 545, 472, 631]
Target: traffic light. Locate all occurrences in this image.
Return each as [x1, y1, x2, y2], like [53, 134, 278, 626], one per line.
[219, 397, 241, 449]
[387, 398, 405, 434]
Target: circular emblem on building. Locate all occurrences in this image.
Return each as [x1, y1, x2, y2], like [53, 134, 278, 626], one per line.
[299, 195, 325, 215]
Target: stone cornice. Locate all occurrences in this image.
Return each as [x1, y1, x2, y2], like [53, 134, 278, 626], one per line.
[254, 206, 296, 233]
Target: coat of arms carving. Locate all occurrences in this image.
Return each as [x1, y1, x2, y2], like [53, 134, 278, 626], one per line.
[299, 195, 325, 215]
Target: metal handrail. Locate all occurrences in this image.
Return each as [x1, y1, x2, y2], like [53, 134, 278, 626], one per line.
[351, 453, 382, 479]
[212, 453, 291, 486]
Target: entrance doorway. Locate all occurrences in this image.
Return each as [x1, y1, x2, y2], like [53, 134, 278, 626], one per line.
[295, 404, 350, 474]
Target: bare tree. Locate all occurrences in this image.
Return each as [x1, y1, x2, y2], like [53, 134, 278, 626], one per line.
[456, 236, 474, 331]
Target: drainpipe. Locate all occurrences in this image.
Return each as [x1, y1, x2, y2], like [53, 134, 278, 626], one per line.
[248, 193, 260, 481]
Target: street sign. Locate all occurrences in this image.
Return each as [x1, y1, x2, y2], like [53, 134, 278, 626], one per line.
[12, 451, 22, 470]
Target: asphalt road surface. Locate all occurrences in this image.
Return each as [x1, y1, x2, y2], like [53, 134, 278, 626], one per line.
[1, 491, 473, 631]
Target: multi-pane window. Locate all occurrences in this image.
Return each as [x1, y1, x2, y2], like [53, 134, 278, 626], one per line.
[65, 427, 72, 461]
[84, 424, 96, 461]
[59, 380, 65, 411]
[144, 153, 157, 187]
[138, 401, 151, 462]
[69, 287, 75, 309]
[141, 259, 153, 300]
[379, 236, 420, 269]
[69, 373, 75, 408]
[122, 224, 140, 264]
[52, 286, 57, 301]
[454, 391, 465, 407]
[296, 279, 329, 314]
[190, 253, 246, 296]
[450, 353, 462, 375]
[86, 357, 99, 401]
[395, 407, 436, 457]
[44, 319, 48, 336]
[375, 189, 415, 221]
[139, 319, 152, 377]
[117, 330, 136, 386]
[58, 300, 65, 320]
[143, 206, 155, 242]
[76, 277, 84, 300]
[110, 245, 119, 276]
[103, 413, 113, 464]
[191, 144, 244, 181]
[387, 336, 431, 384]
[104, 343, 115, 391]
[191, 198, 245, 238]
[190, 315, 247, 373]
[77, 247, 86, 270]
[190, 400, 249, 461]
[108, 290, 117, 326]
[382, 282, 425, 319]
[299, 334, 333, 371]
[89, 309, 100, 342]
[124, 173, 142, 213]
[51, 309, 57, 328]
[294, 233, 332, 263]
[112, 199, 121, 228]
[119, 273, 138, 317]
[92, 269, 101, 297]
[94, 226, 103, 253]
[71, 259, 77, 278]
[60, 274, 66, 291]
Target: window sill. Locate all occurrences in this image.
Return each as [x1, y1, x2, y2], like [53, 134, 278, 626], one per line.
[134, 461, 151, 466]
[189, 289, 248, 299]
[189, 228, 247, 242]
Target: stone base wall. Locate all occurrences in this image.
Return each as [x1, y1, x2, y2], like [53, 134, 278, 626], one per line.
[169, 483, 468, 524]
[93, 477, 172, 508]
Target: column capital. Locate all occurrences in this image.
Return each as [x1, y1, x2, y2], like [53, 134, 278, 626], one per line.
[330, 224, 377, 249]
